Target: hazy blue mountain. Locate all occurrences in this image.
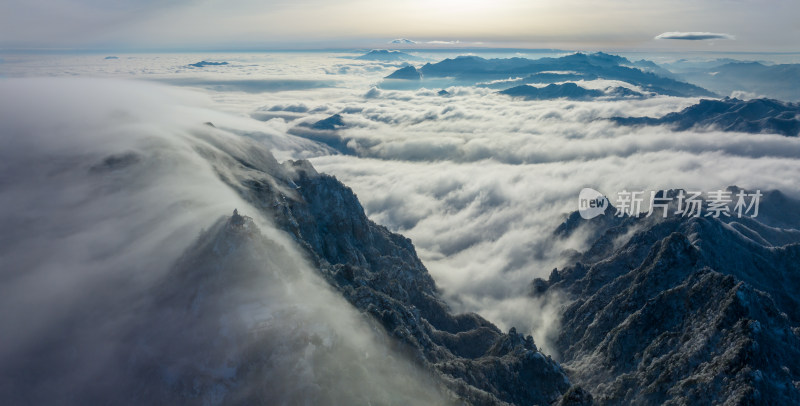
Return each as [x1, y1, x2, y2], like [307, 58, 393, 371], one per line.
[515, 72, 590, 85]
[188, 60, 229, 68]
[286, 114, 353, 153]
[309, 113, 345, 130]
[385, 65, 422, 79]
[500, 83, 645, 100]
[356, 49, 422, 61]
[533, 189, 800, 405]
[612, 98, 800, 136]
[385, 52, 715, 97]
[661, 58, 742, 73]
[629, 59, 676, 78]
[606, 86, 648, 98]
[672, 61, 800, 101]
[710, 62, 800, 101]
[501, 83, 604, 100]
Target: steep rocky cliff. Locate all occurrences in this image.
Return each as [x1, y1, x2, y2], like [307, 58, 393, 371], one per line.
[534, 191, 800, 404]
[216, 150, 580, 405]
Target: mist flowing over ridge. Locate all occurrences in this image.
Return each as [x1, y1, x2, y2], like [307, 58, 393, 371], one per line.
[0, 77, 591, 405]
[2, 45, 800, 405]
[0, 78, 457, 405]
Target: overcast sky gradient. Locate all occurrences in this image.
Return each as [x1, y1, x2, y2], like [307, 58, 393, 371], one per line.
[1, 0, 798, 51]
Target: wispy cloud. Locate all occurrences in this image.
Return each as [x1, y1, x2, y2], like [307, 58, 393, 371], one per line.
[655, 31, 735, 40]
[0, 77, 448, 404]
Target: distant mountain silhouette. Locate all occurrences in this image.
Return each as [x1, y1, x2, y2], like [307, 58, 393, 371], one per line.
[385, 52, 715, 97]
[385, 65, 422, 80]
[287, 114, 351, 153]
[188, 60, 229, 68]
[673, 61, 800, 102]
[309, 113, 345, 130]
[501, 83, 604, 100]
[712, 62, 800, 102]
[500, 83, 645, 100]
[356, 49, 421, 62]
[629, 59, 676, 78]
[612, 98, 800, 136]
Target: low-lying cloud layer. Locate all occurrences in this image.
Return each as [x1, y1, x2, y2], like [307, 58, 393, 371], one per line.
[232, 67, 800, 351]
[4, 51, 800, 358]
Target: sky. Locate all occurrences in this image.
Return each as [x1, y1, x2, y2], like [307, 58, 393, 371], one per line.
[1, 0, 799, 51]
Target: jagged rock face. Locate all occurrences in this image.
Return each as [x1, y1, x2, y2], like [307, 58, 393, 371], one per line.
[224, 158, 576, 405]
[535, 192, 800, 405]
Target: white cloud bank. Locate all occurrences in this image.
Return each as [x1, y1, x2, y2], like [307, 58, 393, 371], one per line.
[6, 51, 800, 358]
[284, 78, 800, 351]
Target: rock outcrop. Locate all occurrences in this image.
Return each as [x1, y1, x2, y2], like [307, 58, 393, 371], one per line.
[534, 190, 800, 404]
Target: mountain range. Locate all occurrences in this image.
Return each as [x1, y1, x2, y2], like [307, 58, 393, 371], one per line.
[113, 136, 800, 405]
[500, 83, 645, 101]
[673, 61, 800, 102]
[6, 52, 800, 406]
[612, 98, 800, 136]
[226, 155, 582, 405]
[384, 52, 715, 97]
[534, 189, 800, 404]
[356, 49, 422, 62]
[142, 146, 800, 405]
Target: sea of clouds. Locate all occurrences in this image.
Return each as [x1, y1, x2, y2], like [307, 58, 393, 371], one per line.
[3, 51, 800, 358]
